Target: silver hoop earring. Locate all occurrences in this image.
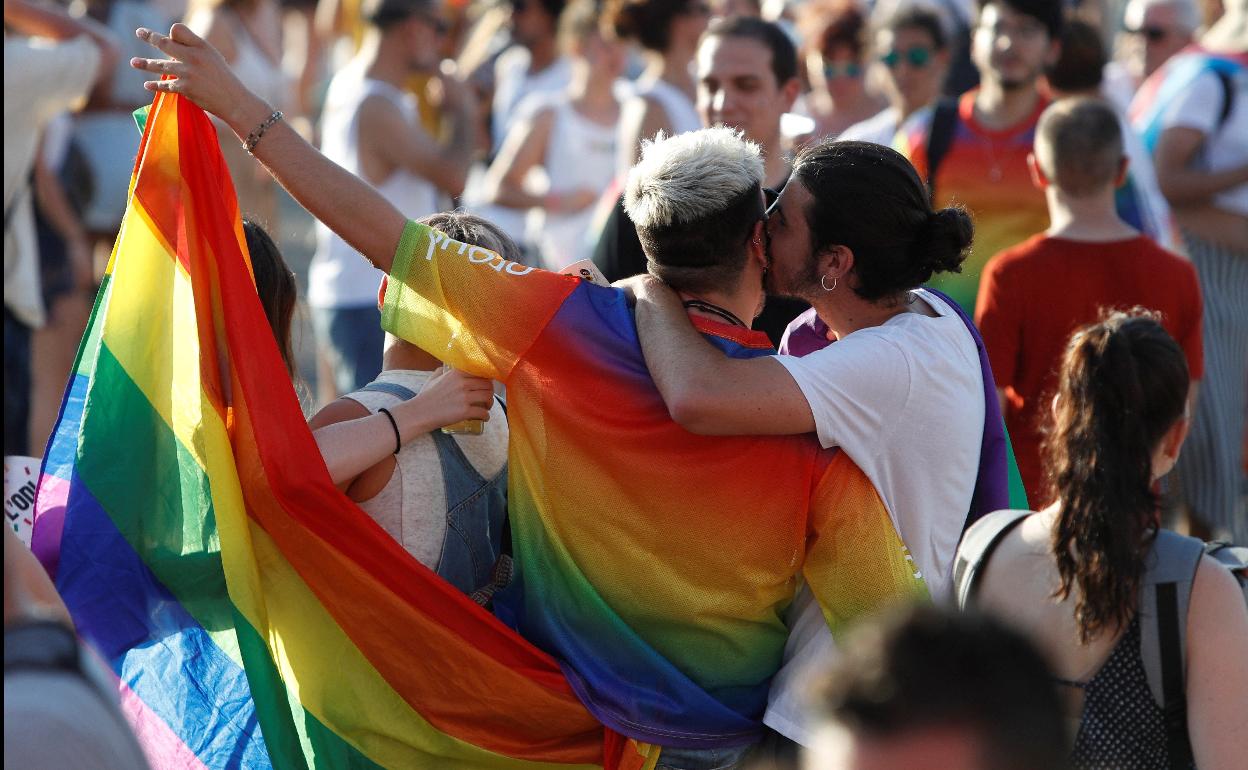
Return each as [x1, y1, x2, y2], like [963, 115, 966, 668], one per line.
[821, 274, 837, 292]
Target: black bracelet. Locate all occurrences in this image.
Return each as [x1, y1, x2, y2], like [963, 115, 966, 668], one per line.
[377, 407, 402, 455]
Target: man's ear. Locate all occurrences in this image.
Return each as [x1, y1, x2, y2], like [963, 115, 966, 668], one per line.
[750, 219, 767, 268]
[780, 77, 801, 112]
[818, 244, 855, 283]
[1027, 152, 1048, 190]
[1045, 38, 1062, 68]
[1161, 413, 1190, 463]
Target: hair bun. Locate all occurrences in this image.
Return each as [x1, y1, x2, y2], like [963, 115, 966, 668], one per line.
[916, 207, 973, 275]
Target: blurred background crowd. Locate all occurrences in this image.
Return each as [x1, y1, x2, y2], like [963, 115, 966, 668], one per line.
[4, 0, 1245, 536]
[5, 1, 1247, 767]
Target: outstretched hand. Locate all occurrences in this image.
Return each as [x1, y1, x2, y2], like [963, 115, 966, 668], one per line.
[130, 24, 270, 133]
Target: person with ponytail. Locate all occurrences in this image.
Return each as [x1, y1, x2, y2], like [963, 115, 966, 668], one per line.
[628, 139, 1000, 747]
[962, 310, 1248, 768]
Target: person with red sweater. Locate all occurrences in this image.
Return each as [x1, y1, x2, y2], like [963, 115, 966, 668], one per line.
[976, 96, 1203, 506]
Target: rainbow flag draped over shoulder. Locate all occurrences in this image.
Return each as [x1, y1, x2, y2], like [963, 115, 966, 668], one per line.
[1129, 47, 1247, 152]
[30, 91, 650, 770]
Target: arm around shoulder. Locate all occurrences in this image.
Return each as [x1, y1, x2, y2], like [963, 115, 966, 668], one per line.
[1184, 555, 1248, 769]
[631, 277, 816, 436]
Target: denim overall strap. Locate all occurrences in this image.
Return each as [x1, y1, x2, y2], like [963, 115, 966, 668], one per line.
[359, 381, 418, 400]
[429, 427, 509, 595]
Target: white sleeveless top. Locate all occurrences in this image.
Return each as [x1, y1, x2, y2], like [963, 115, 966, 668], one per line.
[344, 370, 509, 569]
[633, 78, 701, 136]
[228, 6, 287, 111]
[309, 70, 438, 308]
[531, 97, 618, 270]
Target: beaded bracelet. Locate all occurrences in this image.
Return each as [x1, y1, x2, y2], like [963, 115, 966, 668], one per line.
[242, 110, 283, 155]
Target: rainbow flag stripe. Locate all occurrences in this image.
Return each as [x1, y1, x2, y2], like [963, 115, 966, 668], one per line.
[31, 92, 646, 770]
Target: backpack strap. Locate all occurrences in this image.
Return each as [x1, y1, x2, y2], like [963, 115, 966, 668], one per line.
[358, 381, 419, 401]
[924, 97, 960, 203]
[952, 509, 1031, 609]
[1213, 68, 1235, 129]
[1139, 530, 1204, 768]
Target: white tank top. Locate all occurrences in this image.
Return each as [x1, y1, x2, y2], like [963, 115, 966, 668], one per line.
[533, 97, 618, 270]
[228, 7, 287, 111]
[635, 78, 701, 136]
[309, 70, 438, 308]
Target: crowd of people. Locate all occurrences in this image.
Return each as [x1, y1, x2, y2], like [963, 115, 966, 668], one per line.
[4, 0, 1247, 767]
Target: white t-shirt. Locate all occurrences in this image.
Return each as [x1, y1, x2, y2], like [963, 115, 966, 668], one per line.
[1161, 66, 1248, 216]
[3, 35, 100, 328]
[840, 107, 900, 147]
[764, 288, 985, 744]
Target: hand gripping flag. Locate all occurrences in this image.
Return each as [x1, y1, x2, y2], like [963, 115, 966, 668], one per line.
[30, 91, 654, 770]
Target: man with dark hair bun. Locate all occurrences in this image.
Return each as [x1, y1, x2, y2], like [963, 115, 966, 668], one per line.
[129, 23, 930, 761]
[630, 138, 1008, 747]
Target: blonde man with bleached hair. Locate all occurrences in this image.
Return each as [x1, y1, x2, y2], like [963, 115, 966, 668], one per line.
[626, 126, 771, 299]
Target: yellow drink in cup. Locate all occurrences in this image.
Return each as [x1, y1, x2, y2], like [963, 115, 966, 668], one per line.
[442, 418, 484, 435]
[440, 365, 485, 434]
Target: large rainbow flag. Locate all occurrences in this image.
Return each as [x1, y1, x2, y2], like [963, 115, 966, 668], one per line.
[30, 90, 649, 769]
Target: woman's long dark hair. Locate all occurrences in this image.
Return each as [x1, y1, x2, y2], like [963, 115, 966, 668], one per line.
[243, 219, 298, 379]
[1044, 309, 1189, 643]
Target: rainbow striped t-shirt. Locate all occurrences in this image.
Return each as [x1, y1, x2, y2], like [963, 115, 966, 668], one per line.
[381, 221, 926, 746]
[898, 91, 1051, 316]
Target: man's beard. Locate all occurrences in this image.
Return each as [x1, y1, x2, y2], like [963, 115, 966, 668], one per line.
[997, 65, 1041, 92]
[766, 246, 822, 302]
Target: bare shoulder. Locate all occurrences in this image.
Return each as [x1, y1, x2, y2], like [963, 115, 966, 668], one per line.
[308, 396, 371, 431]
[1190, 554, 1248, 625]
[358, 91, 408, 127]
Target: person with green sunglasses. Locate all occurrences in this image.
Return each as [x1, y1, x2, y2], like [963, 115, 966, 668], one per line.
[840, 6, 951, 147]
[797, 0, 886, 141]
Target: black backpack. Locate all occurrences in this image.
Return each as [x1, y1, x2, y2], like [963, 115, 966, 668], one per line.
[954, 510, 1248, 769]
[924, 97, 960, 203]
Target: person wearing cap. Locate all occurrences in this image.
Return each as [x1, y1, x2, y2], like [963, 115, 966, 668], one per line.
[130, 28, 926, 761]
[307, 0, 478, 401]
